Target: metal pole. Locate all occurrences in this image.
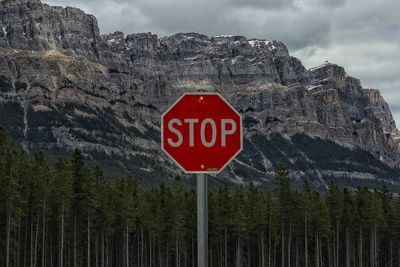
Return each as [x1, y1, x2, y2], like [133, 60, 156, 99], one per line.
[197, 173, 208, 267]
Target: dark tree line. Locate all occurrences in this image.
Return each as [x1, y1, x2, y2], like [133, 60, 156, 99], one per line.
[1, 127, 400, 267]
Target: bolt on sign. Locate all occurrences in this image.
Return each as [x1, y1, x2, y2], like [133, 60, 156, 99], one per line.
[161, 93, 243, 173]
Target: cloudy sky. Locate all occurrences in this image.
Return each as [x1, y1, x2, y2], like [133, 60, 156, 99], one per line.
[46, 0, 400, 126]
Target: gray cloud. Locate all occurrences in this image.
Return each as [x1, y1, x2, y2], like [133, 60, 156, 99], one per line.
[317, 0, 347, 8]
[45, 0, 400, 126]
[230, 0, 296, 9]
[46, 0, 332, 49]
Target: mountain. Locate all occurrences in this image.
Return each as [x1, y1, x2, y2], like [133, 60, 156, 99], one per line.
[1, 0, 400, 190]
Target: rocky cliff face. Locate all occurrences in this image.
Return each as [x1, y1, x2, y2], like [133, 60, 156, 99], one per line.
[1, 0, 400, 189]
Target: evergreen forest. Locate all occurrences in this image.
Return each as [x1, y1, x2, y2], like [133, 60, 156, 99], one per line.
[1, 127, 400, 267]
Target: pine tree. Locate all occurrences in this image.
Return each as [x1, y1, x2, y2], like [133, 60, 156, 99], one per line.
[275, 163, 291, 267]
[0, 131, 22, 267]
[326, 182, 344, 267]
[30, 151, 52, 267]
[53, 158, 73, 267]
[115, 176, 139, 266]
[232, 185, 247, 267]
[70, 149, 97, 267]
[301, 179, 313, 267]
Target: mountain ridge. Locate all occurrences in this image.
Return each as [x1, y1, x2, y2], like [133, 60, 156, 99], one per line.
[0, 0, 400, 189]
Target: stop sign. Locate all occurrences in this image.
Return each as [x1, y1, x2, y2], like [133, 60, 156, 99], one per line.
[161, 93, 243, 173]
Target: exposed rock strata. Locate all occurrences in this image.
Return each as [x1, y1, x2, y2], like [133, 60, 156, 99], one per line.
[0, 0, 399, 188]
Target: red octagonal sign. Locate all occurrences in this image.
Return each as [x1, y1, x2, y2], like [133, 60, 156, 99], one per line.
[162, 93, 243, 173]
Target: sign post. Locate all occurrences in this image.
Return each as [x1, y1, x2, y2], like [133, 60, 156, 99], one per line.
[197, 173, 208, 267]
[161, 93, 243, 267]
